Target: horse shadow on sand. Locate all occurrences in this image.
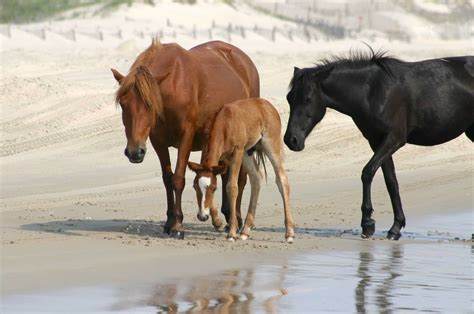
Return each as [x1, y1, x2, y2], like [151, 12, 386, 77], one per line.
[20, 217, 230, 239]
[20, 215, 380, 241]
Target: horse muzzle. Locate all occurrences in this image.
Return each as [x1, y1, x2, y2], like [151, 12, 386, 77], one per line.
[284, 133, 305, 151]
[197, 212, 209, 222]
[124, 147, 146, 163]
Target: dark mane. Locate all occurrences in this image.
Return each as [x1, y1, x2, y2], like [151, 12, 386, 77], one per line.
[290, 47, 399, 89]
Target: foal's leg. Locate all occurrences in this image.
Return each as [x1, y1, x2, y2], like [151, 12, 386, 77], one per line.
[209, 206, 223, 231]
[236, 167, 247, 229]
[361, 134, 405, 238]
[221, 167, 246, 230]
[240, 154, 261, 240]
[382, 157, 406, 240]
[150, 138, 174, 234]
[226, 149, 244, 241]
[263, 141, 295, 243]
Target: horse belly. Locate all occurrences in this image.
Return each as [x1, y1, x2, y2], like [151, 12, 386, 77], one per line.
[407, 118, 471, 146]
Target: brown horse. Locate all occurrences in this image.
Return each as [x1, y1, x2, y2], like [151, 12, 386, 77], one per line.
[111, 39, 259, 238]
[188, 98, 295, 243]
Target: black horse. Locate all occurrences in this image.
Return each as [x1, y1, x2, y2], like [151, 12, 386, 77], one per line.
[284, 50, 474, 240]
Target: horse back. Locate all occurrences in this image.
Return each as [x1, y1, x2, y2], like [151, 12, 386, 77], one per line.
[384, 56, 474, 145]
[191, 41, 260, 98]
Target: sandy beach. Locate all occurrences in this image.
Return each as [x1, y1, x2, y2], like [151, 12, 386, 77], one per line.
[1, 1, 473, 311]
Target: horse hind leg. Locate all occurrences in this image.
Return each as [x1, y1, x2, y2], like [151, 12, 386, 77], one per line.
[262, 139, 295, 243]
[382, 157, 406, 240]
[465, 124, 474, 141]
[239, 154, 261, 240]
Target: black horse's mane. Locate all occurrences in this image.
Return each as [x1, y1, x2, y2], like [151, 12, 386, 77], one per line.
[290, 47, 399, 89]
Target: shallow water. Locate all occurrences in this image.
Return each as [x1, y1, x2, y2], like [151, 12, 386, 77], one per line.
[2, 211, 473, 313]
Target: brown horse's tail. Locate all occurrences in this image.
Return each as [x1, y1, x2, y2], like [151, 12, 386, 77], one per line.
[255, 148, 268, 183]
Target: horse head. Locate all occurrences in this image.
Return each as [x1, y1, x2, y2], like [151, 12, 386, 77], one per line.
[187, 161, 226, 222]
[112, 66, 164, 163]
[284, 66, 333, 151]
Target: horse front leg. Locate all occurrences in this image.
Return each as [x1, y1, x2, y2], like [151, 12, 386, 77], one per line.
[169, 127, 195, 239]
[381, 157, 406, 240]
[221, 166, 246, 231]
[361, 134, 405, 238]
[151, 141, 175, 235]
[226, 149, 244, 241]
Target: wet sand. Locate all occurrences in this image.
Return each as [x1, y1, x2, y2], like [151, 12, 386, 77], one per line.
[2, 211, 472, 313]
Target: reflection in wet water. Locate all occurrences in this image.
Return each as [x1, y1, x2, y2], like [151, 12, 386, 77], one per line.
[118, 242, 471, 313]
[3, 208, 474, 313]
[142, 265, 289, 313]
[1, 241, 472, 313]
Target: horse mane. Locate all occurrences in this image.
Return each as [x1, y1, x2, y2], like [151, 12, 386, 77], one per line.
[290, 46, 398, 89]
[115, 38, 164, 127]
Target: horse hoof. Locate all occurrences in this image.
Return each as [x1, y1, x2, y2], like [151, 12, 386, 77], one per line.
[240, 234, 249, 241]
[214, 224, 224, 232]
[387, 231, 401, 240]
[226, 236, 236, 242]
[170, 230, 185, 240]
[286, 236, 294, 244]
[361, 219, 375, 238]
[163, 226, 171, 235]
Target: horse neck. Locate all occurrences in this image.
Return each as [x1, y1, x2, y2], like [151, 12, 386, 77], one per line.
[201, 129, 225, 169]
[321, 66, 375, 117]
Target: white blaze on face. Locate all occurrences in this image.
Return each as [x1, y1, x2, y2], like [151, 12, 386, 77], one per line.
[198, 176, 211, 217]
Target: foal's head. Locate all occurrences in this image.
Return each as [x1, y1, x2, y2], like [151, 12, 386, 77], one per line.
[187, 162, 226, 221]
[111, 66, 164, 163]
[284, 66, 333, 151]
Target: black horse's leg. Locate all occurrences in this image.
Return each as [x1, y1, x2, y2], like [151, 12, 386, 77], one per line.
[151, 141, 175, 235]
[361, 134, 404, 238]
[381, 157, 406, 240]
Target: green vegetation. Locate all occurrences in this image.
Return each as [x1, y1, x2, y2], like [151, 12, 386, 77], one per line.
[0, 0, 143, 24]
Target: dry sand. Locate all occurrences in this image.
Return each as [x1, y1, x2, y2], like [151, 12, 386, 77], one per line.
[1, 2, 473, 297]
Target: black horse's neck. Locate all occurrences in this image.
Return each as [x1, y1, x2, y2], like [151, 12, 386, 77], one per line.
[320, 64, 381, 118]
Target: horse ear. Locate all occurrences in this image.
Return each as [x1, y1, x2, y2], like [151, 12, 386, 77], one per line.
[212, 165, 227, 176]
[315, 66, 334, 81]
[293, 67, 301, 76]
[111, 68, 124, 84]
[188, 161, 204, 172]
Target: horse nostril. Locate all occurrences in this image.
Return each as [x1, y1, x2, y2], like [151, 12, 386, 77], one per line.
[124, 148, 129, 157]
[290, 136, 298, 147]
[137, 148, 146, 158]
[204, 215, 209, 221]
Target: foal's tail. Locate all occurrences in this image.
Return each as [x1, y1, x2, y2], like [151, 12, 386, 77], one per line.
[255, 149, 268, 183]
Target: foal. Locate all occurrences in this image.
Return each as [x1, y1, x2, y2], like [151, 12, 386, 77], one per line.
[188, 98, 295, 243]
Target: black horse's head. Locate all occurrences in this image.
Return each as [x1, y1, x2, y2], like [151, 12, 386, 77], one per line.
[284, 66, 333, 151]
